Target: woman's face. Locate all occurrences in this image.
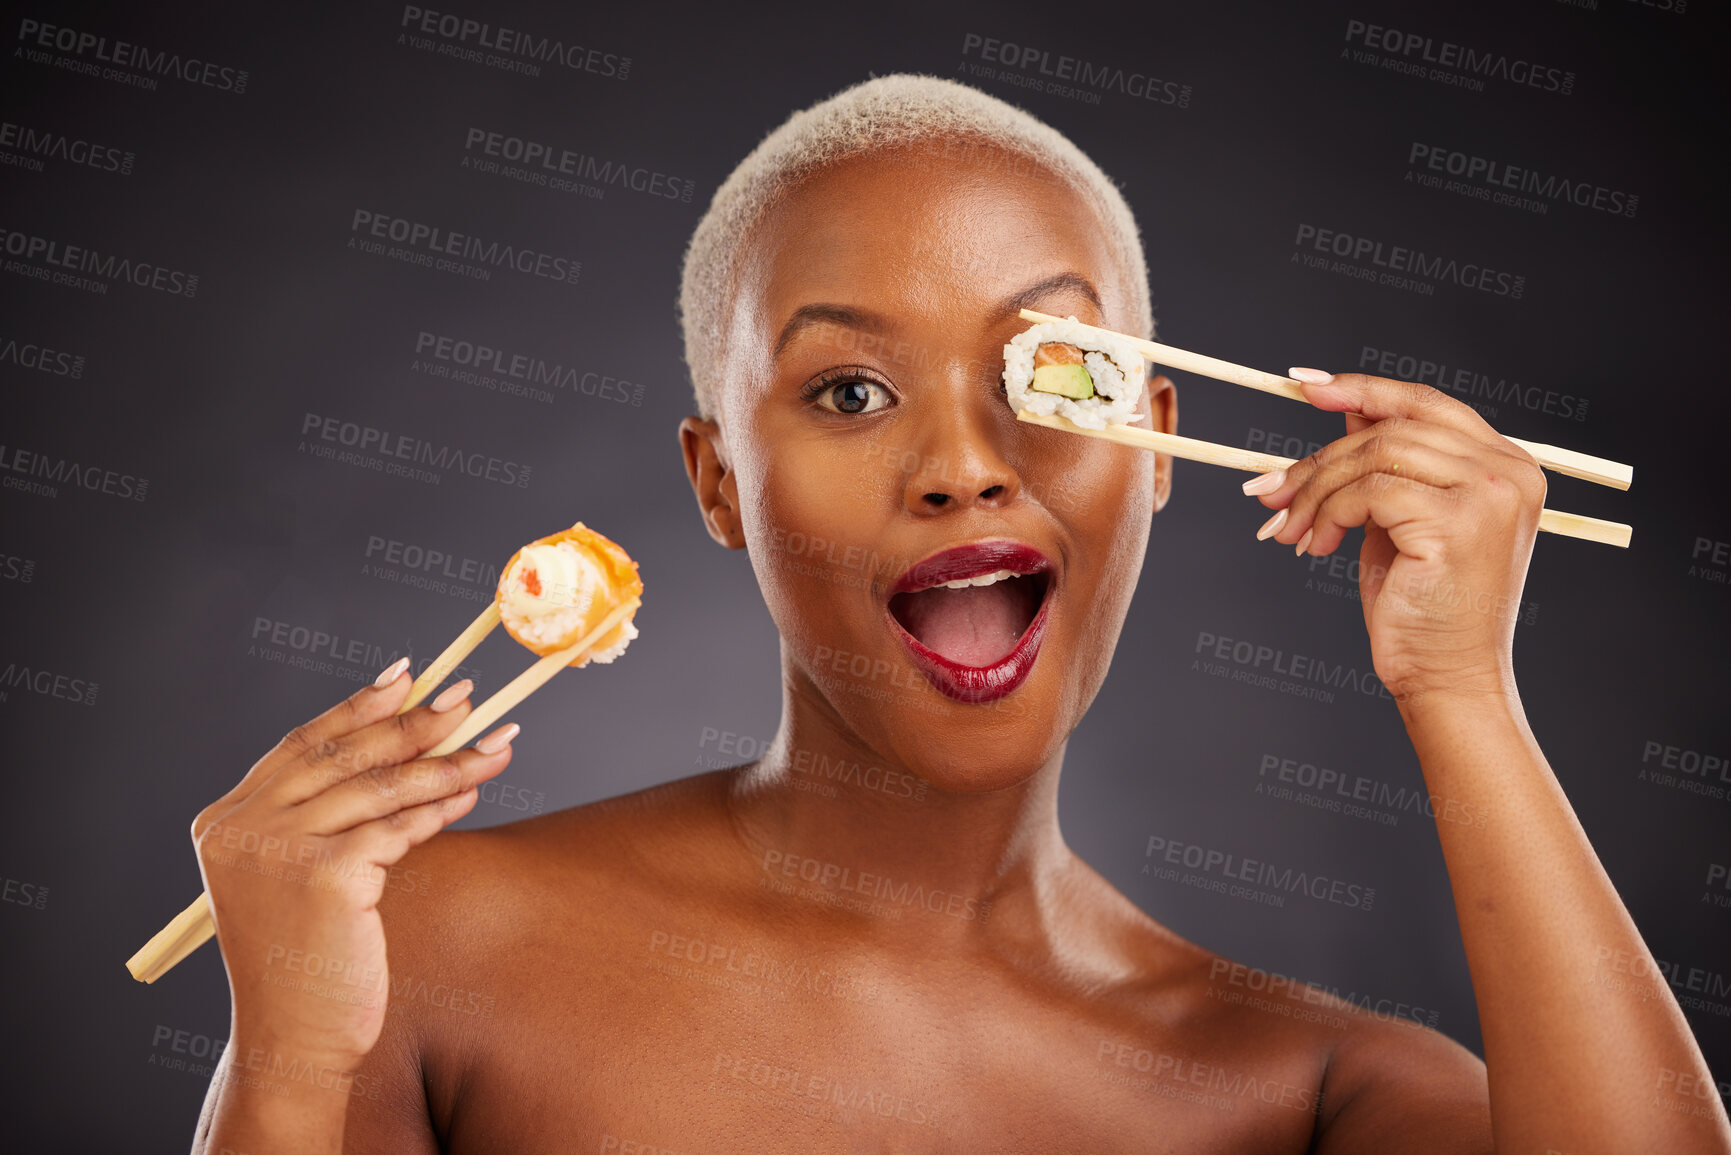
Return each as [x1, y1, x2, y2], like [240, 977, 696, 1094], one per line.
[683, 138, 1176, 792]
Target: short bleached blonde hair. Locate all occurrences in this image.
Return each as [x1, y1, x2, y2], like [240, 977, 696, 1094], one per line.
[676, 73, 1154, 420]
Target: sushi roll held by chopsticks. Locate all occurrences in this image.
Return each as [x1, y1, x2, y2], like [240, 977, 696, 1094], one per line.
[1005, 310, 1633, 547]
[125, 521, 642, 984]
[498, 523, 641, 667]
[1002, 315, 1148, 430]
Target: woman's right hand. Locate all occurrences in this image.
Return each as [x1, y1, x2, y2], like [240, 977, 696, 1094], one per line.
[191, 657, 516, 1071]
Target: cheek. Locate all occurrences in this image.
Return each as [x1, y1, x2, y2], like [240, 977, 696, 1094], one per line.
[739, 452, 888, 618]
[1030, 444, 1154, 527]
[1051, 449, 1154, 607]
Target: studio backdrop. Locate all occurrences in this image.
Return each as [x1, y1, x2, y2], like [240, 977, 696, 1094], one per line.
[2, 1, 1727, 1149]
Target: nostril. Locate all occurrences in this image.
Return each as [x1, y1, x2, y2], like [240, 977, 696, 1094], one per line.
[924, 493, 949, 506]
[979, 485, 1004, 500]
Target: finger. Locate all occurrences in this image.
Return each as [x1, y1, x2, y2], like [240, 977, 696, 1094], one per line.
[191, 658, 419, 842]
[1251, 421, 1481, 512]
[1272, 438, 1470, 553]
[1280, 473, 1454, 559]
[297, 740, 514, 835]
[1291, 370, 1501, 444]
[340, 786, 484, 884]
[262, 681, 478, 808]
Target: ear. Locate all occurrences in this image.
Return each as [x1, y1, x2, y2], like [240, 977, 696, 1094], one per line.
[1146, 374, 1177, 513]
[678, 415, 746, 550]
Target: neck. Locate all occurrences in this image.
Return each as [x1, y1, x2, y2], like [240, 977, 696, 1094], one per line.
[724, 660, 1074, 945]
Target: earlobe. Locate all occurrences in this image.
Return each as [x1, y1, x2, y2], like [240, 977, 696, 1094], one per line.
[678, 415, 746, 550]
[1148, 375, 1177, 512]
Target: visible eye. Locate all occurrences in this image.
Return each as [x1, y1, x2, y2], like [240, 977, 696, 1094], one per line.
[809, 371, 893, 415]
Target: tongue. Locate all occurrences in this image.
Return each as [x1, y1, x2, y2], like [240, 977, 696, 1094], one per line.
[892, 581, 1032, 667]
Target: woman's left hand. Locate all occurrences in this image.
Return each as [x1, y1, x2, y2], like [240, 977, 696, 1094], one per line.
[1242, 369, 1547, 706]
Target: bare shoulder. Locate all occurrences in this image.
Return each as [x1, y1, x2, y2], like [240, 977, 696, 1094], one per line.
[378, 767, 740, 965]
[1063, 856, 1489, 1153]
[343, 769, 738, 1151]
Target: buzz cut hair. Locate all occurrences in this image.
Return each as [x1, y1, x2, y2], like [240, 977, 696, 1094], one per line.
[676, 72, 1154, 420]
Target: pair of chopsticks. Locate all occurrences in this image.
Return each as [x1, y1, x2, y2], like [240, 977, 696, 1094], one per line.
[1015, 309, 1633, 548]
[125, 595, 639, 984]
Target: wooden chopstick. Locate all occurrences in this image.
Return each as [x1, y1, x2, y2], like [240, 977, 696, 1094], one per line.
[1015, 409, 1632, 548]
[1017, 309, 1634, 492]
[401, 603, 501, 709]
[424, 597, 640, 757]
[125, 595, 639, 984]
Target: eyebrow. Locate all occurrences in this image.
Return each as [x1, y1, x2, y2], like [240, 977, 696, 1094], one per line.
[771, 271, 1104, 360]
[996, 271, 1103, 319]
[773, 303, 890, 359]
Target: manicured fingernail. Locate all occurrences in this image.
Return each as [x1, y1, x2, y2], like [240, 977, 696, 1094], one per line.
[1288, 367, 1333, 384]
[1241, 469, 1285, 496]
[430, 679, 473, 713]
[1295, 528, 1314, 557]
[476, 723, 519, 755]
[1256, 509, 1288, 540]
[373, 657, 411, 687]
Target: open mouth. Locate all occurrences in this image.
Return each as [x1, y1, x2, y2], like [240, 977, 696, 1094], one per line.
[885, 542, 1054, 703]
[888, 568, 1050, 667]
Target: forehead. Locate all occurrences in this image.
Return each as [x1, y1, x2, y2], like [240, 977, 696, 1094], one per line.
[733, 141, 1130, 359]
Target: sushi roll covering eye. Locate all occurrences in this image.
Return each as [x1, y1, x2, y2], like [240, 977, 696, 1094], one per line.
[1002, 316, 1147, 430]
[497, 523, 643, 667]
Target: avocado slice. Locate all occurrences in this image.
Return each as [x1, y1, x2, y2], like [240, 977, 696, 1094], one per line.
[1030, 363, 1094, 400]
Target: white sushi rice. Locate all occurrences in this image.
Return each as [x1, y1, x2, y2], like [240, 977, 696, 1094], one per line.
[1002, 316, 1146, 430]
[499, 541, 638, 665]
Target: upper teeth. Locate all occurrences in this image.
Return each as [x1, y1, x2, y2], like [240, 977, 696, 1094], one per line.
[938, 568, 1017, 590]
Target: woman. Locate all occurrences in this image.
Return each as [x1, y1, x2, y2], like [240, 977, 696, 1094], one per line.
[190, 75, 1729, 1153]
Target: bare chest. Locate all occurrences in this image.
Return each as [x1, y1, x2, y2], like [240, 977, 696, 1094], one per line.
[426, 922, 1322, 1154]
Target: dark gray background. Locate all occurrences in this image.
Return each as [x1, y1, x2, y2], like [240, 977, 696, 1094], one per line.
[3, 1, 1727, 1149]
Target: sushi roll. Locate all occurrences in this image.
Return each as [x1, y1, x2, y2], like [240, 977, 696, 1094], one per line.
[1002, 316, 1146, 430]
[496, 523, 642, 666]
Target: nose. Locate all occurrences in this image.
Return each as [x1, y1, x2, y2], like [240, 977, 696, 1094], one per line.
[900, 390, 1023, 516]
